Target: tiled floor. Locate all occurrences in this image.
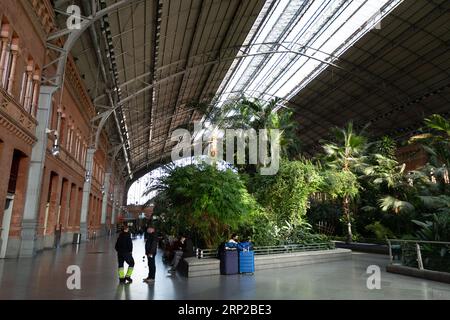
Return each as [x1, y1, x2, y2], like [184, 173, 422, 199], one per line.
[0, 237, 449, 300]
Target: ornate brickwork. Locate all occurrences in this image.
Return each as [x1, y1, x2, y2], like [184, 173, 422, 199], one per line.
[28, 0, 56, 34]
[0, 88, 37, 145]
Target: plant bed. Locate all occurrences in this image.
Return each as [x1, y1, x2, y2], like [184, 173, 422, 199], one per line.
[386, 264, 450, 284]
[181, 248, 352, 277]
[334, 241, 389, 255]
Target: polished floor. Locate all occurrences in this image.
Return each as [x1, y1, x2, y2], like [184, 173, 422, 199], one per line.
[0, 237, 449, 300]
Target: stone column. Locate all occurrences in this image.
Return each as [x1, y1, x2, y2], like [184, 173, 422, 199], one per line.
[111, 184, 119, 226]
[74, 187, 83, 232]
[35, 166, 51, 251]
[46, 174, 62, 248]
[58, 179, 71, 245]
[100, 171, 111, 236]
[79, 148, 95, 241]
[19, 86, 57, 257]
[67, 183, 77, 230]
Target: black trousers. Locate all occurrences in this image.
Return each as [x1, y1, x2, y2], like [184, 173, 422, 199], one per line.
[118, 252, 135, 268]
[147, 255, 156, 279]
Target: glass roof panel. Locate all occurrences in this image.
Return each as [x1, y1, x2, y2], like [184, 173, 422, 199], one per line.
[214, 0, 404, 109]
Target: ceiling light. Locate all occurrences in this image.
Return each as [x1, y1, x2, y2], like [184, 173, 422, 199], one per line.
[85, 170, 91, 183]
[51, 142, 60, 157]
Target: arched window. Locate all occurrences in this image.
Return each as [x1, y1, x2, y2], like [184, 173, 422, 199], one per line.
[1, 22, 19, 93]
[0, 18, 11, 89]
[30, 65, 40, 115]
[20, 57, 34, 112]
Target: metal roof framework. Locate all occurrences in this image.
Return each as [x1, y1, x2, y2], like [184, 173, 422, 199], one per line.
[288, 0, 450, 154]
[50, 0, 450, 185]
[53, 0, 266, 180]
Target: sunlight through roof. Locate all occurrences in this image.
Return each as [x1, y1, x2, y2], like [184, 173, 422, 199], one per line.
[214, 0, 404, 108]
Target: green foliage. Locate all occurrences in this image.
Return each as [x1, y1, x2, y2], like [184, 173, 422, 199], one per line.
[410, 213, 450, 272]
[320, 122, 368, 172]
[412, 213, 450, 242]
[208, 97, 301, 161]
[410, 114, 450, 167]
[378, 196, 415, 213]
[307, 202, 343, 235]
[320, 169, 360, 200]
[369, 136, 397, 160]
[145, 163, 258, 248]
[147, 113, 450, 250]
[238, 213, 331, 246]
[365, 221, 395, 240]
[251, 159, 323, 225]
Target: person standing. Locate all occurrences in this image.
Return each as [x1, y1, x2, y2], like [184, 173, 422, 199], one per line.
[115, 225, 135, 284]
[143, 226, 158, 283]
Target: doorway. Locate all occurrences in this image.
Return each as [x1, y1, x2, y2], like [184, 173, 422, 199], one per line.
[1, 150, 24, 258]
[0, 194, 14, 258]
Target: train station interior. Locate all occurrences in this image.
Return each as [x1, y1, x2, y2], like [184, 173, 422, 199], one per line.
[0, 0, 449, 300]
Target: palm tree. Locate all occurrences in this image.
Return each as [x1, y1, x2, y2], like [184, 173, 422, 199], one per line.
[410, 114, 450, 168]
[222, 97, 301, 159]
[320, 123, 368, 243]
[408, 114, 450, 206]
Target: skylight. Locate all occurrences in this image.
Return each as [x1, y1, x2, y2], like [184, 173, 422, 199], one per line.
[214, 0, 404, 108]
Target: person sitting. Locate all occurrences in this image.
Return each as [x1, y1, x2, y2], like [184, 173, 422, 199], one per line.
[168, 234, 194, 274]
[225, 233, 239, 250]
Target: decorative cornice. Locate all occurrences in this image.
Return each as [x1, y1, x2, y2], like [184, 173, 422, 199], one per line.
[0, 89, 37, 145]
[28, 0, 56, 35]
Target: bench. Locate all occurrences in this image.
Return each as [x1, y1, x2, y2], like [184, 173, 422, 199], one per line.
[180, 248, 352, 277]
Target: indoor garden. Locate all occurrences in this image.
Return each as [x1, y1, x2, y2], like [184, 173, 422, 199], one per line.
[143, 97, 450, 272]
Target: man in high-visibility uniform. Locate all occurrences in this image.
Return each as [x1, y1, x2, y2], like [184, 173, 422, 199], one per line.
[115, 225, 135, 284]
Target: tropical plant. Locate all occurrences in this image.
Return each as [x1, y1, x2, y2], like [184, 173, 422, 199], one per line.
[144, 163, 259, 248]
[410, 114, 450, 167]
[365, 221, 395, 240]
[411, 213, 450, 273]
[250, 159, 323, 226]
[368, 136, 397, 160]
[209, 97, 301, 163]
[318, 123, 368, 242]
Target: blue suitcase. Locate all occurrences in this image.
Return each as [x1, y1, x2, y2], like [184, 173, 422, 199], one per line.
[220, 250, 239, 275]
[239, 250, 255, 274]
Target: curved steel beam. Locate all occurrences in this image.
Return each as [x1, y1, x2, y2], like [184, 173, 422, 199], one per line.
[46, 0, 145, 88]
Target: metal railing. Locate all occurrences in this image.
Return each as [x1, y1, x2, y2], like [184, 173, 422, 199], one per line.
[196, 242, 335, 259]
[387, 239, 450, 272]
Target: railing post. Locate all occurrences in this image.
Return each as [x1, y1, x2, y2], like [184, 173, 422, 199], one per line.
[387, 239, 393, 263]
[416, 243, 424, 270]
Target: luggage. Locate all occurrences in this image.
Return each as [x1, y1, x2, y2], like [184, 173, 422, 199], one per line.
[220, 250, 239, 275]
[239, 250, 255, 274]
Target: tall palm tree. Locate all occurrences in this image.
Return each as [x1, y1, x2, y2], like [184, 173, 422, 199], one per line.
[220, 97, 301, 159]
[410, 114, 450, 167]
[320, 123, 368, 243]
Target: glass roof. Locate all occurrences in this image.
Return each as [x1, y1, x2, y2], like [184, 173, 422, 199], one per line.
[214, 0, 404, 108]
